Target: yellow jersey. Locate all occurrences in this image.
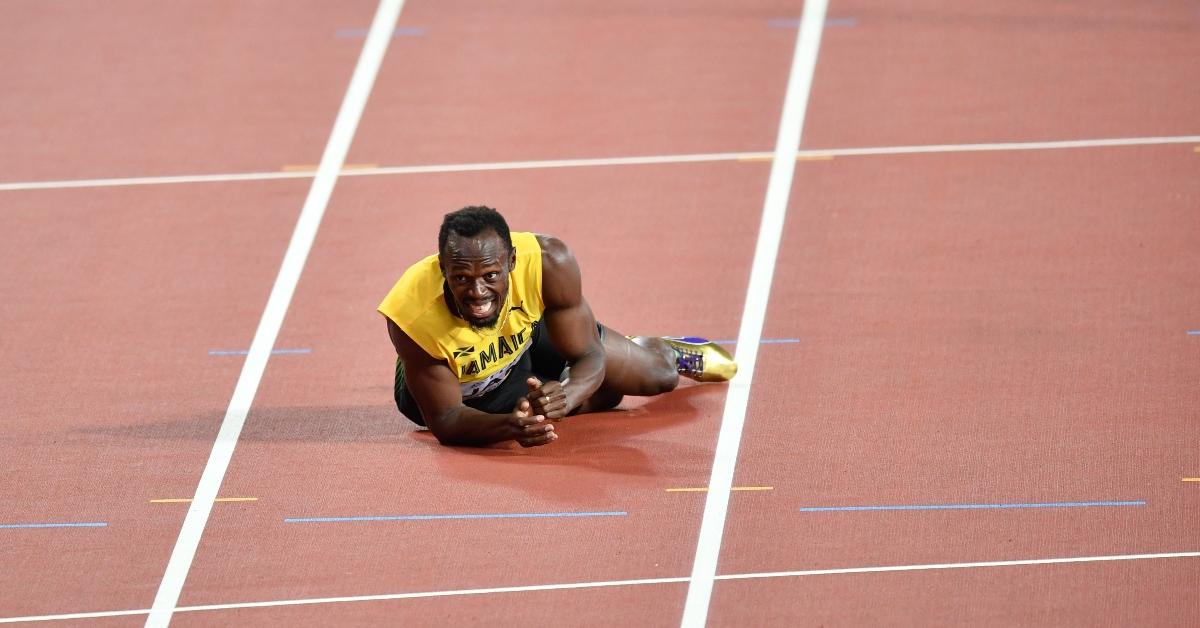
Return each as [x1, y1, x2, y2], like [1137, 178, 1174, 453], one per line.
[378, 232, 546, 399]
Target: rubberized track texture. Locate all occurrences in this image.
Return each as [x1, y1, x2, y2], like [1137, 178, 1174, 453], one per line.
[1, 0, 1197, 626]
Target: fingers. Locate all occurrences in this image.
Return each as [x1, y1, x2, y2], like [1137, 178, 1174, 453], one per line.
[513, 413, 557, 447]
[513, 412, 546, 428]
[536, 396, 569, 417]
[525, 379, 568, 419]
[517, 429, 557, 448]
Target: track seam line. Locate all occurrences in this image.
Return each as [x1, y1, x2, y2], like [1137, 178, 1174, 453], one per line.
[3, 135, 1199, 192]
[679, 1, 828, 626]
[814, 134, 1200, 157]
[142, 1, 405, 626]
[6, 551, 1198, 624]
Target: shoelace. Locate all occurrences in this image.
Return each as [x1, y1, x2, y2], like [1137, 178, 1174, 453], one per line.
[674, 348, 705, 376]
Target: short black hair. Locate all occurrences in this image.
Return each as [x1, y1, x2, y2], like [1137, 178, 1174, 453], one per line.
[438, 206, 513, 254]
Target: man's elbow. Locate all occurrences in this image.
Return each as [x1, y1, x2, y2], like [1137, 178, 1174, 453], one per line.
[428, 424, 471, 448]
[431, 431, 492, 448]
[425, 408, 483, 448]
[432, 431, 461, 447]
[425, 411, 460, 447]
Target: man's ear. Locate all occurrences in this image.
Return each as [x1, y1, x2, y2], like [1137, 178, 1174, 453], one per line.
[509, 246, 517, 271]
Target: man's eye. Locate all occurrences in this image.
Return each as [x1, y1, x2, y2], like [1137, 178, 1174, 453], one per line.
[485, 273, 498, 281]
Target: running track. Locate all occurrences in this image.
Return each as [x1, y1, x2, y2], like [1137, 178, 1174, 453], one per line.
[1, 1, 1198, 626]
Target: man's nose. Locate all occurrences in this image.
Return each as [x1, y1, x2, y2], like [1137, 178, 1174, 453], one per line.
[468, 278, 487, 296]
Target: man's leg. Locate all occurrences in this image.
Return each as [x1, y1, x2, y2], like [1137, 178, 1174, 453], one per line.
[571, 327, 681, 413]
[601, 330, 681, 395]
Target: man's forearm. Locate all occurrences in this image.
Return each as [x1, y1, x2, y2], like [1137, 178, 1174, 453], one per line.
[560, 350, 605, 414]
[428, 406, 516, 447]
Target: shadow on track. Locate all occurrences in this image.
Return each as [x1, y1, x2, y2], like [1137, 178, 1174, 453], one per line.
[76, 403, 408, 444]
[422, 384, 727, 502]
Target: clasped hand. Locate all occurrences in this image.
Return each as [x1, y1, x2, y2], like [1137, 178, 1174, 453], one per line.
[508, 377, 568, 448]
[525, 377, 568, 419]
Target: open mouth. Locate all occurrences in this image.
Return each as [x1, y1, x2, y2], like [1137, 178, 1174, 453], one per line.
[463, 298, 496, 323]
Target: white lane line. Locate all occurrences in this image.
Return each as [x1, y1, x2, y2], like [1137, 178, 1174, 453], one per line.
[813, 134, 1200, 157]
[0, 152, 763, 192]
[5, 551, 1197, 624]
[0, 577, 691, 624]
[142, 1, 405, 626]
[0, 170, 314, 192]
[2, 135, 1198, 192]
[679, 1, 828, 626]
[715, 551, 1200, 581]
[350, 151, 766, 175]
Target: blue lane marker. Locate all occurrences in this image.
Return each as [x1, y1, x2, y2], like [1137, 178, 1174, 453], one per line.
[285, 511, 627, 523]
[799, 500, 1145, 512]
[713, 338, 800, 346]
[336, 26, 426, 38]
[1, 522, 108, 529]
[1187, 330, 1200, 336]
[208, 348, 312, 356]
[769, 17, 858, 28]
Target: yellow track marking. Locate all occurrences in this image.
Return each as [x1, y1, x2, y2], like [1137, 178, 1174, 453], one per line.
[280, 163, 379, 172]
[666, 486, 774, 492]
[149, 497, 259, 503]
[1183, 478, 1200, 482]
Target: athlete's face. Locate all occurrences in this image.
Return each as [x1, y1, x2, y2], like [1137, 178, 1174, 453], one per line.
[440, 230, 516, 329]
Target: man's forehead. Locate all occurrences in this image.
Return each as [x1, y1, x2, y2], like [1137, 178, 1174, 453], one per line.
[444, 231, 508, 255]
[441, 232, 510, 266]
[443, 253, 502, 267]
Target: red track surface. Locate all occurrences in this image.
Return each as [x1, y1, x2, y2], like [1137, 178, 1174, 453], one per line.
[349, 0, 800, 164]
[2, 0, 1197, 626]
[804, 0, 1200, 147]
[0, 1, 375, 181]
[0, 182, 304, 617]
[718, 147, 1200, 623]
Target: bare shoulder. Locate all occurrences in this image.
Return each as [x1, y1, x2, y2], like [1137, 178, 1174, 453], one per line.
[534, 233, 575, 268]
[533, 233, 582, 306]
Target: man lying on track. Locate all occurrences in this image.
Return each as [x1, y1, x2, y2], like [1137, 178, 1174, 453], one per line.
[379, 205, 737, 447]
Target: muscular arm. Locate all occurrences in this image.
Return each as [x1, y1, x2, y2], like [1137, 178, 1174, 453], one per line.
[536, 235, 606, 415]
[387, 319, 554, 447]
